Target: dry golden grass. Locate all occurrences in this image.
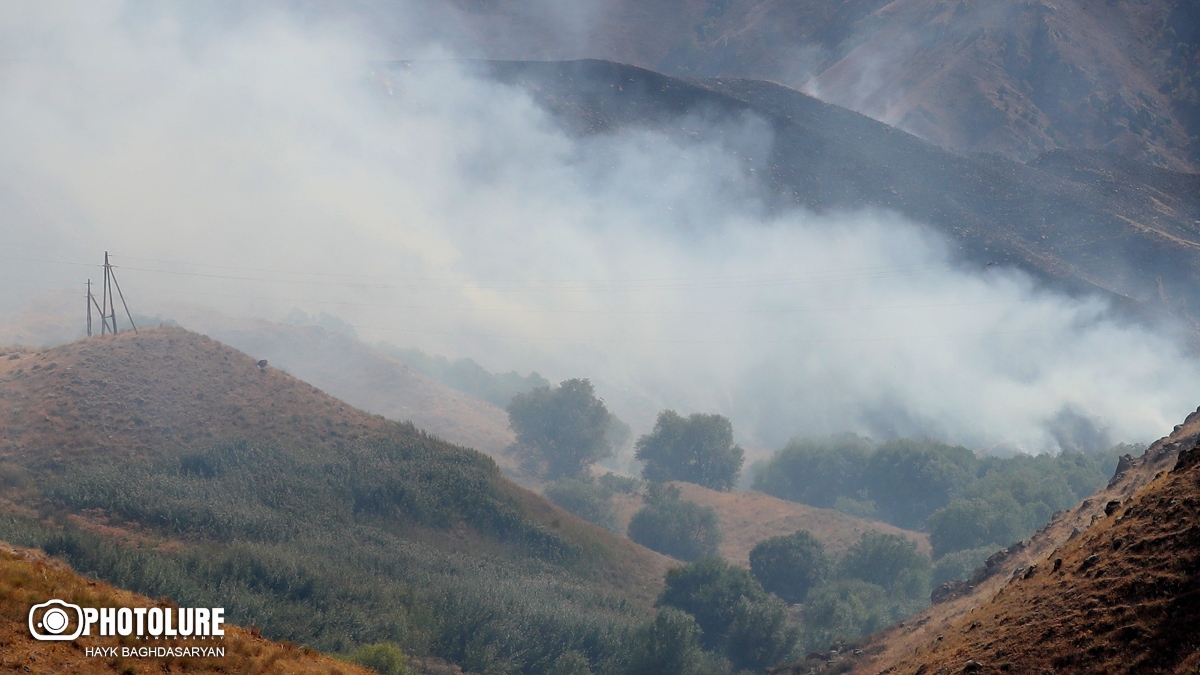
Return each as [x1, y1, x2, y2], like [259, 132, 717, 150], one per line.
[610, 481, 930, 566]
[0, 542, 371, 674]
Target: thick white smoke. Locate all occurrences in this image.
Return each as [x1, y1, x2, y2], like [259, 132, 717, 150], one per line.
[0, 2, 1195, 454]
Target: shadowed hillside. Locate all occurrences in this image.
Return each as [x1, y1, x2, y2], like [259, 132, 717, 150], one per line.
[328, 0, 1200, 170]
[0, 328, 672, 674]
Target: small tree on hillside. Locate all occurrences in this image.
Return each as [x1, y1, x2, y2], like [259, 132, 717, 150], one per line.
[749, 530, 829, 604]
[636, 411, 744, 491]
[627, 487, 723, 561]
[506, 378, 613, 479]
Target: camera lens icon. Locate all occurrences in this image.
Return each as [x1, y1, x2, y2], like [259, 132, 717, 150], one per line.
[28, 600, 84, 641]
[42, 608, 70, 633]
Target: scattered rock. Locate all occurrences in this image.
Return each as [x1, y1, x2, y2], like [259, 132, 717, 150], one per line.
[1105, 499, 1122, 516]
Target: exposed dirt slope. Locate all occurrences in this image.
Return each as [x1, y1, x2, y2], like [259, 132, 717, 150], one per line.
[0, 542, 369, 675]
[774, 405, 1200, 674]
[872, 433, 1200, 674]
[611, 482, 930, 565]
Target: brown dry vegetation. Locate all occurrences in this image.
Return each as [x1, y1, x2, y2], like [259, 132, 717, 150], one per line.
[0, 542, 369, 675]
[611, 481, 930, 565]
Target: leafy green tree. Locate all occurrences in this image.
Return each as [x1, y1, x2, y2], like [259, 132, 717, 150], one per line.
[626, 608, 709, 675]
[748, 530, 829, 604]
[544, 478, 618, 531]
[725, 595, 799, 671]
[636, 411, 744, 491]
[838, 532, 931, 601]
[753, 434, 873, 508]
[628, 491, 722, 561]
[657, 558, 766, 650]
[801, 579, 890, 651]
[507, 378, 614, 479]
[861, 439, 977, 528]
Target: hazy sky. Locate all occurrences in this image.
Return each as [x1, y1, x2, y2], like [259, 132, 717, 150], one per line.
[1, 1, 1196, 453]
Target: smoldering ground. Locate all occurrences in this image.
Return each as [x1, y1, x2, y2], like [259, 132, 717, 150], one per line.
[0, 2, 1195, 455]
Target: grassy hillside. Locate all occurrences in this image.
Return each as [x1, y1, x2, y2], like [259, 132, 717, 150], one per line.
[0, 542, 371, 674]
[0, 328, 671, 674]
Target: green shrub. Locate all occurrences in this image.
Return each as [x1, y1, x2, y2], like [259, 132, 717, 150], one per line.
[838, 532, 931, 601]
[724, 595, 798, 671]
[346, 643, 415, 675]
[599, 473, 643, 494]
[748, 530, 828, 604]
[628, 494, 722, 561]
[626, 608, 711, 675]
[931, 545, 998, 587]
[657, 558, 765, 650]
[545, 478, 618, 531]
[801, 579, 890, 652]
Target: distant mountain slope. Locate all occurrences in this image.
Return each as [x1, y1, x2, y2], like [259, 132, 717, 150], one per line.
[872, 425, 1200, 674]
[454, 59, 1200, 322]
[0, 328, 671, 672]
[0, 543, 370, 675]
[805, 0, 1200, 171]
[333, 0, 1200, 169]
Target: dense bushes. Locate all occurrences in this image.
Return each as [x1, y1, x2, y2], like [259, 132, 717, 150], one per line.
[755, 435, 1138, 562]
[3, 435, 659, 675]
[627, 485, 722, 561]
[656, 558, 798, 671]
[545, 478, 619, 531]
